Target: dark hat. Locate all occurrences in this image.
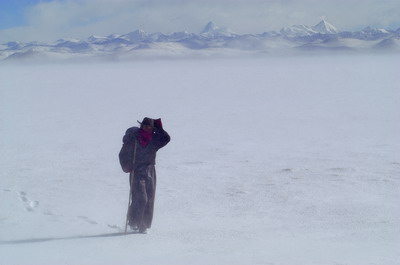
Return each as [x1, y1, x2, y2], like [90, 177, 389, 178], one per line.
[138, 117, 154, 127]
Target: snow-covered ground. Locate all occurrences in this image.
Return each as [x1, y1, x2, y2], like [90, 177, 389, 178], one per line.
[0, 54, 399, 265]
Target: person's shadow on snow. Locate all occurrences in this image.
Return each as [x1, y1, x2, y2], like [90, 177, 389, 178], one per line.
[0, 231, 141, 245]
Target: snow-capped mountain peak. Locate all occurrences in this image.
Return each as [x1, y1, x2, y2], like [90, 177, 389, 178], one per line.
[88, 35, 109, 43]
[201, 21, 219, 34]
[122, 29, 148, 42]
[312, 19, 338, 34]
[280, 24, 316, 37]
[200, 21, 237, 38]
[280, 20, 338, 37]
[362, 26, 390, 34]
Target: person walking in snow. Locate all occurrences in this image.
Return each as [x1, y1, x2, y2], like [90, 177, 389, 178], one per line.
[119, 117, 170, 233]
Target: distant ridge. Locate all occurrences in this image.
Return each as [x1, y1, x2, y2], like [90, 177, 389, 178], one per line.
[1, 20, 399, 61]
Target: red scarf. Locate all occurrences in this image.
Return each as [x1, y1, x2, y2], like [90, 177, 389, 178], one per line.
[138, 129, 153, 147]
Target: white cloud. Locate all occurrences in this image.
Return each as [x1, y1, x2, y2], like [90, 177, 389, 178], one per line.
[1, 0, 400, 42]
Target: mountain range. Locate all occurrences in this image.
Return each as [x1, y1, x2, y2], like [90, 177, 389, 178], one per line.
[1, 20, 399, 61]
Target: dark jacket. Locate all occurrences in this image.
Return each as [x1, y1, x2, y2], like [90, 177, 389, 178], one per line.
[119, 126, 170, 175]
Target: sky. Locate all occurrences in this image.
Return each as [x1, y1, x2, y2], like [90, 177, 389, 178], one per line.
[0, 0, 399, 43]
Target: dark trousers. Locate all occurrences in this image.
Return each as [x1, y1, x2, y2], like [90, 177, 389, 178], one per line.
[128, 166, 156, 230]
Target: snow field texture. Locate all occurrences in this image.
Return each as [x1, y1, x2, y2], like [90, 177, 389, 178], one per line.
[0, 54, 400, 265]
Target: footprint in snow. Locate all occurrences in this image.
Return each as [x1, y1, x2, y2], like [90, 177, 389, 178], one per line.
[29, 201, 39, 208]
[18, 191, 39, 212]
[107, 224, 123, 232]
[77, 215, 98, 225]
